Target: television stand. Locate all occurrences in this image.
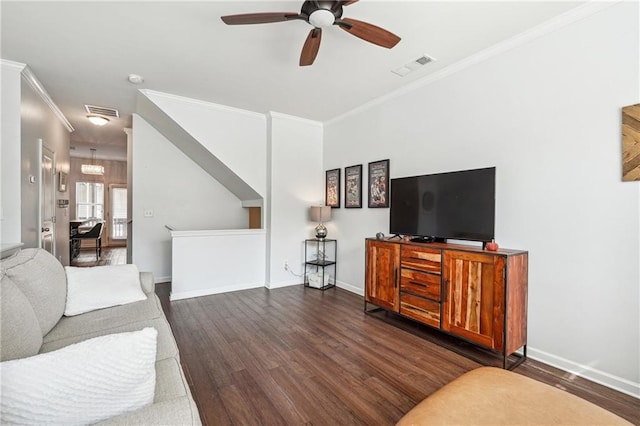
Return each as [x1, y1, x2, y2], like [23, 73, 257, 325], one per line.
[364, 237, 528, 369]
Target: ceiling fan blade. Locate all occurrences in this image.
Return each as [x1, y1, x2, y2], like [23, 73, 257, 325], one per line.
[342, 0, 359, 6]
[300, 28, 322, 66]
[221, 12, 299, 25]
[336, 17, 400, 48]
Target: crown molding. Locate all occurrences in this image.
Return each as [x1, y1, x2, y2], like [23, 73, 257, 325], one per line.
[326, 0, 620, 126]
[20, 65, 74, 132]
[139, 89, 266, 121]
[1, 59, 26, 72]
[268, 111, 323, 128]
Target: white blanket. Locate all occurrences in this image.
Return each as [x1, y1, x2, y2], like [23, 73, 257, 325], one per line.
[64, 264, 147, 316]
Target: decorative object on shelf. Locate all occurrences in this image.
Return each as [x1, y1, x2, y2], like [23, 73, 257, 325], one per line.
[344, 164, 362, 208]
[622, 103, 640, 181]
[325, 168, 341, 208]
[58, 171, 67, 192]
[486, 240, 499, 251]
[304, 238, 337, 291]
[376, 232, 385, 240]
[307, 272, 330, 288]
[309, 206, 332, 239]
[81, 148, 104, 176]
[368, 159, 390, 208]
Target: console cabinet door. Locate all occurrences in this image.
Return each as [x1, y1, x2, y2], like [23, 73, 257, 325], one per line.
[365, 240, 400, 311]
[442, 250, 505, 350]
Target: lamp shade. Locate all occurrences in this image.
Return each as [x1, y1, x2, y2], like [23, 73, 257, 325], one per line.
[309, 206, 332, 223]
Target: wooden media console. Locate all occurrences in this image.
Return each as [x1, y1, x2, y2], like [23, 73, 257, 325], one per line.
[365, 238, 528, 368]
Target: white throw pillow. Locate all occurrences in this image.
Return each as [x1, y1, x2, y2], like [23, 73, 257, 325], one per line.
[0, 327, 158, 425]
[64, 264, 147, 316]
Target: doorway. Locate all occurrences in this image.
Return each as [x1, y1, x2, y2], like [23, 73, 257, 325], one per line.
[40, 142, 56, 256]
[108, 184, 127, 247]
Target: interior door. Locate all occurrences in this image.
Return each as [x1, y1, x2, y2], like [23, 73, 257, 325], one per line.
[40, 144, 56, 256]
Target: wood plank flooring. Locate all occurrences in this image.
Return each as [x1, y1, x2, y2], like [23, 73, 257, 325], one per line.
[156, 284, 640, 425]
[71, 247, 126, 267]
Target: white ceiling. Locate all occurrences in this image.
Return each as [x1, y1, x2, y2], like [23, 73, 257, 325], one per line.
[1, 1, 583, 160]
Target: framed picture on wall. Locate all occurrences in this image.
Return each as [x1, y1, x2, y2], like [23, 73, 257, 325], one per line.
[368, 159, 389, 208]
[344, 164, 362, 208]
[325, 168, 341, 208]
[622, 103, 640, 181]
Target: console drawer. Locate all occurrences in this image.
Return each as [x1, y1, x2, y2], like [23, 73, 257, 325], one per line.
[400, 293, 441, 328]
[401, 246, 441, 273]
[401, 269, 441, 301]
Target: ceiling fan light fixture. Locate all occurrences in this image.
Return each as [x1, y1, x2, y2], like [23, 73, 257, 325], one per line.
[309, 9, 335, 28]
[221, 0, 399, 66]
[87, 114, 110, 126]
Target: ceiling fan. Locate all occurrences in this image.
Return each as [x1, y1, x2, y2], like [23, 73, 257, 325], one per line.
[221, 0, 401, 66]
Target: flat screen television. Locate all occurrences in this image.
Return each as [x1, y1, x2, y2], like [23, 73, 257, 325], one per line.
[389, 167, 495, 242]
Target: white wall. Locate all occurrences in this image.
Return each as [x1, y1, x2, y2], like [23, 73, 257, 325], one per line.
[170, 229, 266, 300]
[131, 114, 248, 281]
[267, 112, 323, 288]
[20, 71, 71, 264]
[324, 2, 639, 395]
[0, 61, 70, 263]
[141, 90, 267, 199]
[0, 61, 23, 245]
[131, 97, 323, 289]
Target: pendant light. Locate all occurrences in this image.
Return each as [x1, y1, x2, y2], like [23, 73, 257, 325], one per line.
[81, 148, 104, 175]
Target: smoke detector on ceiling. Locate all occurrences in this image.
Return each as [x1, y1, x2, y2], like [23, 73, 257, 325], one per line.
[128, 74, 144, 84]
[392, 54, 437, 77]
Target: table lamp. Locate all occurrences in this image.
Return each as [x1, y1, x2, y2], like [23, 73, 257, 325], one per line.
[309, 206, 332, 239]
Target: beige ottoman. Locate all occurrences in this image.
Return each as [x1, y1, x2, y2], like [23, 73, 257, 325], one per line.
[397, 367, 631, 425]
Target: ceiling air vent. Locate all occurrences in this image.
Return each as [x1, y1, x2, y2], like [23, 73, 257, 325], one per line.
[392, 54, 437, 77]
[84, 104, 120, 118]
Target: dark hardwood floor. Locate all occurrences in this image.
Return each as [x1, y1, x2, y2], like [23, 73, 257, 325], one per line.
[71, 247, 126, 267]
[155, 284, 640, 425]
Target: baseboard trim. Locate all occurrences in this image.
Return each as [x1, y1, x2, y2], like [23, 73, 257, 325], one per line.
[333, 281, 639, 399]
[266, 279, 302, 289]
[170, 282, 264, 301]
[519, 348, 639, 399]
[155, 275, 171, 284]
[168, 276, 639, 399]
[336, 280, 364, 296]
